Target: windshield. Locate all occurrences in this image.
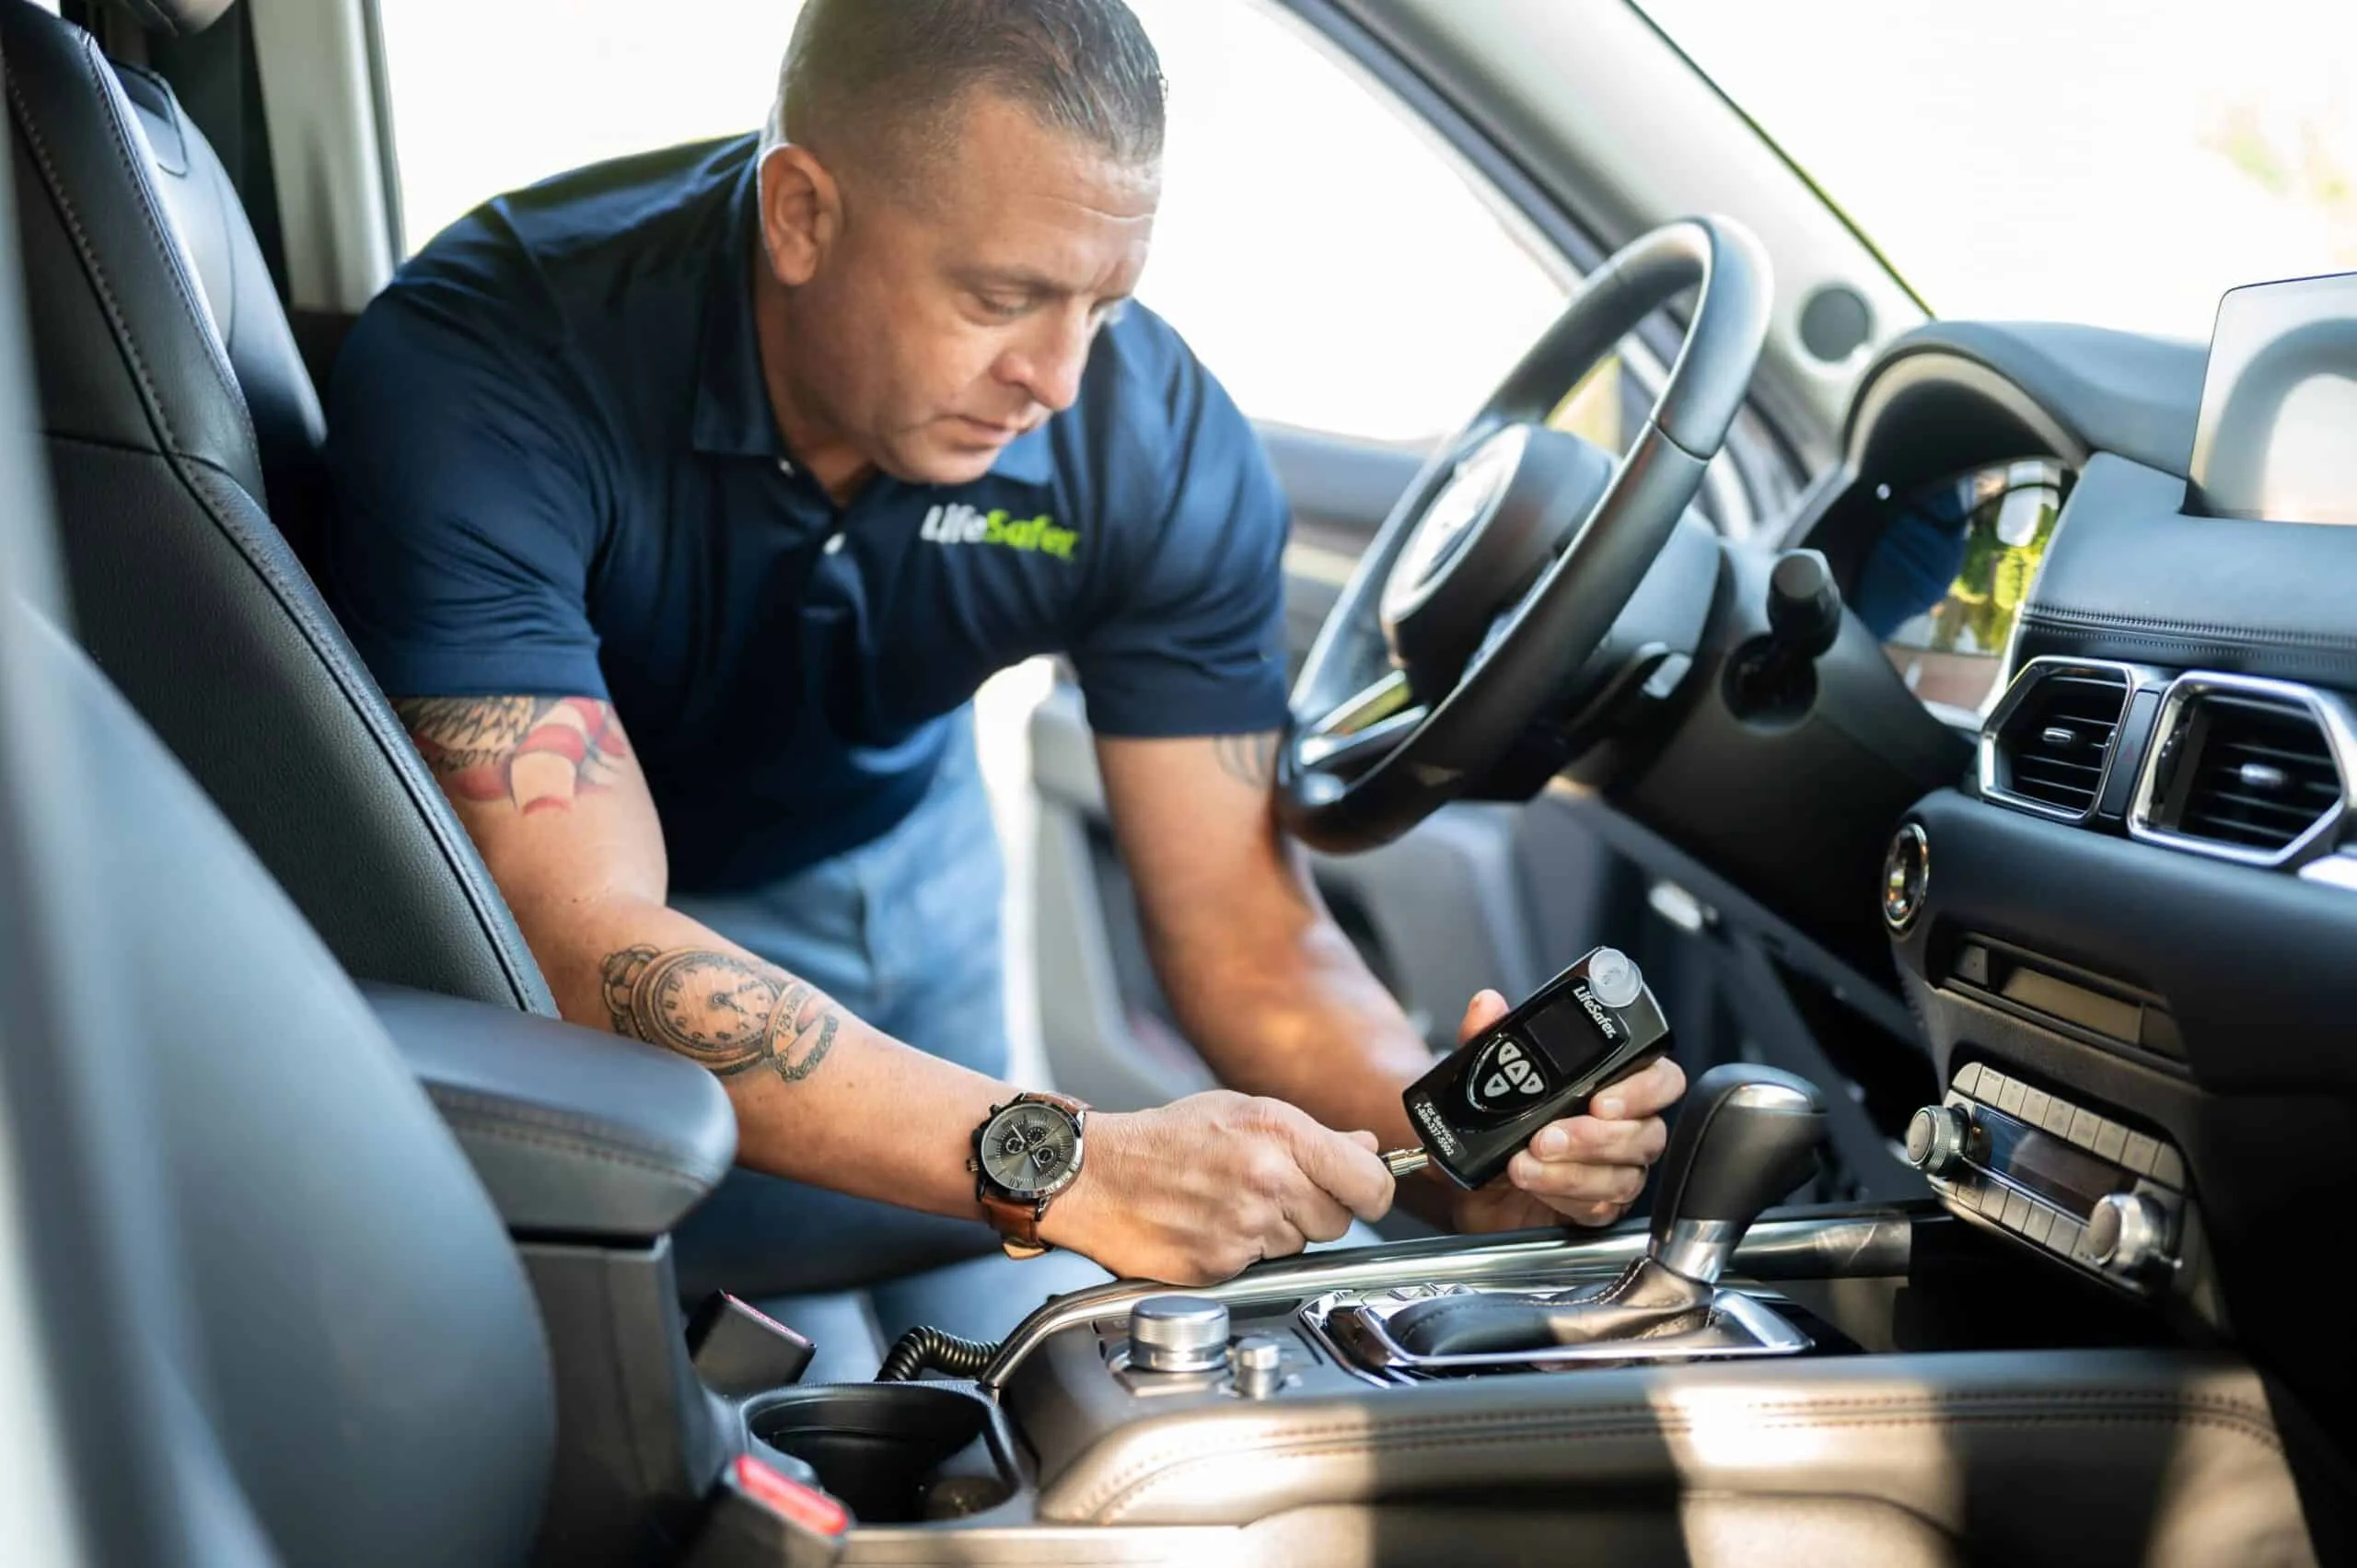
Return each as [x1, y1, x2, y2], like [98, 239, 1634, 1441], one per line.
[1635, 0, 2357, 340]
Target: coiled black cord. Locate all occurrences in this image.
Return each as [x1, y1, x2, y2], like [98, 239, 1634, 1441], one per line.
[876, 1324, 1001, 1382]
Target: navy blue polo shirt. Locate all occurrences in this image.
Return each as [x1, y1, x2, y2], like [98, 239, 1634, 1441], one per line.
[322, 134, 1290, 895]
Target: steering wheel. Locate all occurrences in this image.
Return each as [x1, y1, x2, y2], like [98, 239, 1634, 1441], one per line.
[1277, 216, 1772, 853]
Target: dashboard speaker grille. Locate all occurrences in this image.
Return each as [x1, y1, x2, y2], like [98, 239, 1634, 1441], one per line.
[1988, 667, 2130, 818]
[2159, 693, 2340, 854]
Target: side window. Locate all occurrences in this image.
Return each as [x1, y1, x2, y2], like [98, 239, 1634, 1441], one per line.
[378, 2, 806, 255]
[377, 0, 1608, 448]
[1129, 0, 1590, 447]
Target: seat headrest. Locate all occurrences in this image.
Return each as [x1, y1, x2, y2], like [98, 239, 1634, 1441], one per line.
[106, 0, 234, 36]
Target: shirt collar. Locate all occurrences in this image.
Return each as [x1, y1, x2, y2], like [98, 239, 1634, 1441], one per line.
[691, 150, 1060, 489]
[690, 156, 779, 459]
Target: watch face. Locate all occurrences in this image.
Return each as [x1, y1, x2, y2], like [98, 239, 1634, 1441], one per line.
[978, 1102, 1081, 1199]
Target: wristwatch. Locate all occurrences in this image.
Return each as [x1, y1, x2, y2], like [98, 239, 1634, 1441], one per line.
[969, 1091, 1088, 1259]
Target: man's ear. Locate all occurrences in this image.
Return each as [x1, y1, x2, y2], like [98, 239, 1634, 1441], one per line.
[758, 145, 841, 286]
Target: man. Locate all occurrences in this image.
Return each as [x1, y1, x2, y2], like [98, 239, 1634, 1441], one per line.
[322, 0, 1684, 1302]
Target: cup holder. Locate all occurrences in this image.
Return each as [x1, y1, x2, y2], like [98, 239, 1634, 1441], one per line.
[745, 1383, 1016, 1524]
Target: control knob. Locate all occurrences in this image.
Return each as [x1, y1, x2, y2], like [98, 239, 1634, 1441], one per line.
[1128, 1295, 1230, 1373]
[2085, 1192, 2170, 1277]
[1904, 1104, 1969, 1177]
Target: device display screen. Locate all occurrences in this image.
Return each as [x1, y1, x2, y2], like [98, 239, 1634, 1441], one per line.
[1978, 1112, 2131, 1214]
[2188, 271, 2357, 526]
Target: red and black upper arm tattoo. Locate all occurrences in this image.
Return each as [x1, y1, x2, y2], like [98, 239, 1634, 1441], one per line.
[394, 695, 632, 815]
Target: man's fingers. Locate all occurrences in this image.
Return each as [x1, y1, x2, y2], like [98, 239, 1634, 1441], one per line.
[1507, 1151, 1649, 1205]
[1457, 989, 1511, 1043]
[1527, 1113, 1669, 1167]
[1282, 1182, 1358, 1245]
[1278, 1111, 1396, 1222]
[1588, 1055, 1686, 1121]
[1347, 1129, 1379, 1153]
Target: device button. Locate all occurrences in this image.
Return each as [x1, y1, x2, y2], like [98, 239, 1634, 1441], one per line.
[2120, 1132, 2159, 1178]
[1979, 1068, 2015, 1105]
[2018, 1087, 2049, 1127]
[1953, 1062, 1984, 1097]
[2000, 1190, 2032, 1231]
[2041, 1098, 2078, 1136]
[2091, 1120, 2129, 1162]
[2049, 1215, 2085, 1260]
[2023, 1204, 2057, 1247]
[1994, 1077, 2027, 1116]
[2150, 1144, 2188, 1191]
[2066, 1107, 2105, 1149]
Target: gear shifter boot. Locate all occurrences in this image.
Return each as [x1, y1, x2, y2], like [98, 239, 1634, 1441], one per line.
[1386, 1259, 1712, 1358]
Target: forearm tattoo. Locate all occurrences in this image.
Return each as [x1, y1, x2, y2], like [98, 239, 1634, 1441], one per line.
[599, 945, 841, 1085]
[1213, 728, 1282, 789]
[395, 695, 631, 814]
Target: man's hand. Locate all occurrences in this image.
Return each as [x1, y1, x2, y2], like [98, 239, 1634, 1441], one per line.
[1040, 1091, 1395, 1284]
[1446, 990, 1687, 1232]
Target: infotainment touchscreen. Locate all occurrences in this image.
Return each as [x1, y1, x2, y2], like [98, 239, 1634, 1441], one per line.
[2187, 270, 2357, 526]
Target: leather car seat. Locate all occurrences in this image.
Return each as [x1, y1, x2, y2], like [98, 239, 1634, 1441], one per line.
[1, 0, 552, 1015]
[6, 596, 558, 1568]
[2, 0, 1100, 1375]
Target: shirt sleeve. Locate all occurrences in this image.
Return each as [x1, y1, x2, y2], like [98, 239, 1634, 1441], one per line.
[319, 275, 612, 701]
[1068, 335, 1294, 739]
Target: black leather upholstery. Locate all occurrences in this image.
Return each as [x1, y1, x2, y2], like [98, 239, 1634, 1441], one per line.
[110, 54, 329, 563]
[367, 981, 740, 1241]
[1, 1, 556, 1016]
[19, 602, 554, 1567]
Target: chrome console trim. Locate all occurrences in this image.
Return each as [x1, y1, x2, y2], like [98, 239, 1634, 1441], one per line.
[1302, 1278, 1811, 1385]
[978, 1209, 1913, 1392]
[2128, 670, 2357, 870]
[1653, 1217, 1743, 1285]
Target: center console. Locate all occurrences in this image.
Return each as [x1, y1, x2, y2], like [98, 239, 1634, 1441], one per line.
[366, 981, 2319, 1568]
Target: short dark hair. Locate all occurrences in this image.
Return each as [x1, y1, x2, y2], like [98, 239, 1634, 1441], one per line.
[768, 0, 1166, 188]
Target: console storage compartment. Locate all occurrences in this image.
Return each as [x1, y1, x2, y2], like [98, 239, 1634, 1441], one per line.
[746, 1384, 1019, 1524]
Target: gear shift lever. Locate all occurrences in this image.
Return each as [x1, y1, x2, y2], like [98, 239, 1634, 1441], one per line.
[1387, 1064, 1826, 1358]
[1646, 1063, 1827, 1284]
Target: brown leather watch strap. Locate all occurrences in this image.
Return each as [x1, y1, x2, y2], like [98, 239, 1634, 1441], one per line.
[980, 1191, 1048, 1258]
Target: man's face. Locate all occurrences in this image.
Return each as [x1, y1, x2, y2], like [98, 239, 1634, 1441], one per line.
[765, 93, 1159, 487]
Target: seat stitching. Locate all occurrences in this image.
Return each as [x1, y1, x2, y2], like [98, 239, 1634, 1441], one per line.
[2026, 605, 2357, 655]
[1084, 1406, 2288, 1523]
[433, 1106, 720, 1186]
[1064, 1389, 2282, 1519]
[425, 1085, 725, 1177]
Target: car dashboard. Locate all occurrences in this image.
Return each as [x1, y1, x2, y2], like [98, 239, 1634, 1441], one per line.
[1792, 315, 2357, 1448]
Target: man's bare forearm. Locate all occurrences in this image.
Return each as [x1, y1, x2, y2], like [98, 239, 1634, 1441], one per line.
[1161, 902, 1433, 1150]
[396, 695, 1009, 1220]
[542, 894, 1014, 1216]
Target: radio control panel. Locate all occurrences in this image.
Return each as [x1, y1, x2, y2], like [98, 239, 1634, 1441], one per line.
[1906, 1063, 2211, 1308]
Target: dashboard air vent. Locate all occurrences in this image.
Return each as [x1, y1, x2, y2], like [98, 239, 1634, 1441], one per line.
[1983, 663, 2131, 819]
[2145, 690, 2343, 858]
